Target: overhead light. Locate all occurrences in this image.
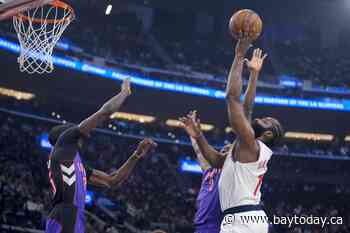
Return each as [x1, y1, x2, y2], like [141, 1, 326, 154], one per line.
[110, 112, 155, 123]
[345, 136, 350, 142]
[0, 86, 35, 100]
[105, 4, 112, 15]
[284, 132, 334, 141]
[165, 119, 214, 131]
[225, 127, 233, 133]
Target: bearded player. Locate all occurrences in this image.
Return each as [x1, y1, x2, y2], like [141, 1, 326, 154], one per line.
[213, 35, 283, 233]
[179, 46, 267, 233]
[45, 79, 157, 233]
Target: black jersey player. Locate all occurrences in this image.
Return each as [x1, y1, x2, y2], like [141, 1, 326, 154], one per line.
[45, 79, 157, 233]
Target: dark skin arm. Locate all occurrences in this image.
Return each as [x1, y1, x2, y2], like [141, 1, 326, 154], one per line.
[242, 48, 267, 122]
[78, 79, 131, 136]
[190, 137, 210, 171]
[195, 133, 226, 168]
[225, 35, 264, 163]
[179, 47, 266, 166]
[180, 111, 226, 168]
[180, 54, 264, 168]
[89, 138, 157, 188]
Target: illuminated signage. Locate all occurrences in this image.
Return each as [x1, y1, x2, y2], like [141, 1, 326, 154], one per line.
[1, 37, 349, 111]
[180, 159, 202, 174]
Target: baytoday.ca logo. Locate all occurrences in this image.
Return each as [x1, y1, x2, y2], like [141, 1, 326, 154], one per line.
[273, 215, 343, 228]
[223, 214, 343, 228]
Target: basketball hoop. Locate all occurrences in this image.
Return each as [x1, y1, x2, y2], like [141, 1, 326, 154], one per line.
[11, 0, 74, 74]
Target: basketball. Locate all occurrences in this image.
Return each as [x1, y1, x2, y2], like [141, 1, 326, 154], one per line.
[229, 9, 262, 41]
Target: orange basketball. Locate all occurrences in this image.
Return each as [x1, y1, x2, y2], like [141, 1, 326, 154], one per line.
[229, 9, 262, 41]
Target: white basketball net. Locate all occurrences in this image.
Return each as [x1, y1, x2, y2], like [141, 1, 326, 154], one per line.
[13, 2, 74, 74]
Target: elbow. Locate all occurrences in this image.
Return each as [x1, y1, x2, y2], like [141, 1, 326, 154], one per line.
[104, 176, 116, 188]
[108, 175, 124, 188]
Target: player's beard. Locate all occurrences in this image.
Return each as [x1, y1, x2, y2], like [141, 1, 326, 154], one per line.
[251, 120, 266, 138]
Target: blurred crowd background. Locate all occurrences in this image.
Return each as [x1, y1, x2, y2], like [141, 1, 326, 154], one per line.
[0, 97, 350, 233]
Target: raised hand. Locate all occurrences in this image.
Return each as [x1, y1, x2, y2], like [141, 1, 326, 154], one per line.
[78, 79, 132, 136]
[179, 110, 202, 139]
[244, 48, 267, 74]
[134, 138, 158, 159]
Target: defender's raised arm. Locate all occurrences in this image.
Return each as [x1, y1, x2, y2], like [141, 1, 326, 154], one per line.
[78, 78, 131, 136]
[179, 111, 226, 168]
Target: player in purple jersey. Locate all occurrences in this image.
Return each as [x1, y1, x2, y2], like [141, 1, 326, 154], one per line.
[45, 79, 157, 233]
[179, 48, 265, 233]
[180, 111, 227, 233]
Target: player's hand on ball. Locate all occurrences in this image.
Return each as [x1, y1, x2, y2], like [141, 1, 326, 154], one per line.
[244, 48, 267, 74]
[135, 138, 157, 159]
[235, 32, 253, 57]
[121, 78, 132, 96]
[179, 110, 202, 139]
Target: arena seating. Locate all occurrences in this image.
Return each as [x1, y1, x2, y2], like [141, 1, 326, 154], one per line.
[0, 104, 349, 233]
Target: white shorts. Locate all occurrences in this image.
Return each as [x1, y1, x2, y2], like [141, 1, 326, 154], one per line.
[220, 210, 269, 233]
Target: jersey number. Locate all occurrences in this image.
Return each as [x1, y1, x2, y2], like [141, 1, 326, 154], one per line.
[253, 175, 264, 197]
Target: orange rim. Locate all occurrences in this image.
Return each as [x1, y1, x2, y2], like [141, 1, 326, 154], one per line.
[16, 0, 74, 24]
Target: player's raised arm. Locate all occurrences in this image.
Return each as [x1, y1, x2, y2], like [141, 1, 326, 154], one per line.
[190, 137, 210, 171]
[88, 138, 157, 188]
[78, 78, 132, 136]
[179, 111, 225, 168]
[225, 35, 259, 162]
[242, 48, 267, 122]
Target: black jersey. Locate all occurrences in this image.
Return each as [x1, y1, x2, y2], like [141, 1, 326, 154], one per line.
[47, 126, 93, 210]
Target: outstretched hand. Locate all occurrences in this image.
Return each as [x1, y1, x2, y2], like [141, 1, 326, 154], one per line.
[179, 110, 202, 139]
[244, 48, 267, 74]
[134, 138, 157, 159]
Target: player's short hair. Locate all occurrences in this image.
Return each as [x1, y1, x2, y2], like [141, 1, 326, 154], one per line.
[48, 123, 75, 146]
[253, 117, 284, 147]
[266, 117, 284, 146]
